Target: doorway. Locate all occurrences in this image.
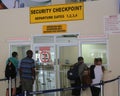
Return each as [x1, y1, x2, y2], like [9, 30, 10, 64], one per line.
[32, 34, 79, 96]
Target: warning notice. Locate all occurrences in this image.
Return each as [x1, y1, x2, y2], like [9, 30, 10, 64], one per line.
[104, 15, 120, 34]
[40, 47, 50, 63]
[30, 3, 84, 23]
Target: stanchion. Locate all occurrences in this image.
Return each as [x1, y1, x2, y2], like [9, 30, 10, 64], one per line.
[118, 76, 120, 96]
[9, 77, 11, 96]
[100, 80, 104, 96]
[24, 91, 27, 96]
[24, 76, 120, 96]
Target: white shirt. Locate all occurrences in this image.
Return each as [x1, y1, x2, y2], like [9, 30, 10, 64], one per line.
[92, 65, 103, 88]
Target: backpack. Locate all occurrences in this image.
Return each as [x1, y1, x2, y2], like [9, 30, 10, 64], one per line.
[5, 60, 17, 79]
[67, 63, 79, 80]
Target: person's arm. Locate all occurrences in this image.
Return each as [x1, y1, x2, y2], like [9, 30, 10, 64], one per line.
[102, 66, 105, 73]
[32, 68, 35, 80]
[19, 60, 22, 79]
[32, 60, 36, 80]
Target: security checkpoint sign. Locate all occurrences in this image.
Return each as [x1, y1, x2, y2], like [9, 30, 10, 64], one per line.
[30, 3, 84, 23]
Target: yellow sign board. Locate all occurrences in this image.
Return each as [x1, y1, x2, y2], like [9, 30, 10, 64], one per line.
[43, 24, 67, 34]
[30, 3, 84, 23]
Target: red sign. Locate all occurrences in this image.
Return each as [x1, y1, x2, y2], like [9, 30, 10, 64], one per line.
[40, 47, 50, 63]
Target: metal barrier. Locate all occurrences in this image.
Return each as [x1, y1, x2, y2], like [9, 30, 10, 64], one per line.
[0, 78, 12, 96]
[0, 76, 120, 96]
[0, 78, 7, 81]
[25, 76, 120, 96]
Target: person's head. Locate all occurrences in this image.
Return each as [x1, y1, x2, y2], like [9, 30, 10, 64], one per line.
[78, 57, 84, 64]
[12, 52, 18, 58]
[94, 58, 102, 65]
[26, 50, 33, 58]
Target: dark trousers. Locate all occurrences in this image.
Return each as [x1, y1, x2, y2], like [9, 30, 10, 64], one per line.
[90, 86, 101, 96]
[71, 78, 81, 96]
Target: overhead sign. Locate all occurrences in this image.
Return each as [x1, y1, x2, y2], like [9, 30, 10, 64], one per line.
[43, 24, 67, 34]
[30, 3, 84, 23]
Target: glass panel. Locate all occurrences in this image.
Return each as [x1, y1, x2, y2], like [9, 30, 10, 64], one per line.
[59, 46, 79, 65]
[10, 45, 30, 60]
[59, 46, 79, 96]
[81, 43, 107, 65]
[56, 34, 79, 43]
[35, 46, 56, 96]
[33, 36, 54, 44]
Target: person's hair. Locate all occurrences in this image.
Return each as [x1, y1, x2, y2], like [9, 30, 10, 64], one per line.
[97, 58, 102, 62]
[12, 52, 18, 57]
[78, 56, 84, 61]
[26, 50, 33, 56]
[94, 58, 102, 63]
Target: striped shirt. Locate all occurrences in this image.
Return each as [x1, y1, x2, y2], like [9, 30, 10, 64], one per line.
[20, 57, 35, 80]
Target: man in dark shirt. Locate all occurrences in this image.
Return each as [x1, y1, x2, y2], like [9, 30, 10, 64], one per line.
[19, 50, 35, 95]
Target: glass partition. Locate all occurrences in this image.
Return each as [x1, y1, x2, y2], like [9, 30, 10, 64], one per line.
[34, 45, 56, 96]
[81, 43, 107, 66]
[10, 45, 30, 60]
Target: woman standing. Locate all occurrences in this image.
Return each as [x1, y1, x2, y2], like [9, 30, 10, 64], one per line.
[90, 58, 105, 96]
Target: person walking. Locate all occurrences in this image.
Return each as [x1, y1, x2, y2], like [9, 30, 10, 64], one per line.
[90, 58, 105, 96]
[19, 50, 35, 95]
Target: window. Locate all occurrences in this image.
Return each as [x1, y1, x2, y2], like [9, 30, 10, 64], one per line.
[81, 43, 107, 66]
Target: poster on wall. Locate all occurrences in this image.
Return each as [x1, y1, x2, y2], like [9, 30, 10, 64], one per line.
[0, 0, 51, 9]
[104, 15, 120, 34]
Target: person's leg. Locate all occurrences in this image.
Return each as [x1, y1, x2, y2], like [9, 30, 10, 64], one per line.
[21, 79, 33, 96]
[90, 86, 95, 96]
[18, 0, 20, 8]
[71, 83, 76, 96]
[6, 88, 8, 96]
[90, 86, 100, 96]
[13, 0, 16, 8]
[21, 78, 26, 92]
[12, 88, 16, 96]
[25, 79, 33, 92]
[94, 87, 101, 96]
[11, 79, 16, 96]
[75, 78, 81, 96]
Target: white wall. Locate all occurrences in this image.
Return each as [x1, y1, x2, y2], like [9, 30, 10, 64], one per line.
[0, 0, 118, 95]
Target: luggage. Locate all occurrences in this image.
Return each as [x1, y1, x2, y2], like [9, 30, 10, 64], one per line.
[67, 63, 79, 80]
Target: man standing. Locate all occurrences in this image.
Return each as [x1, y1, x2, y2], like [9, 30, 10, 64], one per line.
[70, 57, 88, 96]
[19, 50, 35, 95]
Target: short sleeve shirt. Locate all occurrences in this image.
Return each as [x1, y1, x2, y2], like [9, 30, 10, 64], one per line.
[20, 57, 35, 80]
